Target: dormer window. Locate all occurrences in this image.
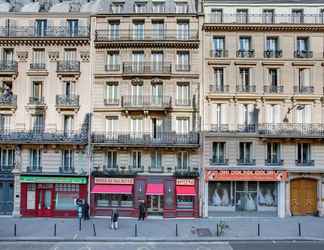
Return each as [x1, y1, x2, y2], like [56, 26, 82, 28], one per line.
[134, 2, 147, 13]
[292, 9, 304, 23]
[111, 2, 124, 13]
[152, 2, 165, 13]
[176, 2, 188, 14]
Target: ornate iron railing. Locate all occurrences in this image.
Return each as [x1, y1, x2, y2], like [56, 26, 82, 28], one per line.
[236, 50, 255, 58]
[175, 64, 191, 72]
[121, 95, 171, 109]
[29, 96, 45, 105]
[122, 62, 172, 74]
[237, 159, 256, 165]
[295, 159, 315, 166]
[0, 165, 14, 173]
[294, 50, 313, 58]
[56, 95, 80, 108]
[30, 63, 46, 70]
[209, 158, 229, 166]
[0, 61, 17, 72]
[264, 85, 284, 94]
[0, 95, 17, 107]
[210, 49, 228, 57]
[236, 85, 256, 93]
[57, 61, 80, 72]
[264, 50, 282, 58]
[293, 85, 314, 94]
[209, 84, 230, 93]
[265, 159, 284, 166]
[105, 64, 120, 71]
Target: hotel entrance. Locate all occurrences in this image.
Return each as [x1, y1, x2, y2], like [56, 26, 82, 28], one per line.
[147, 195, 164, 215]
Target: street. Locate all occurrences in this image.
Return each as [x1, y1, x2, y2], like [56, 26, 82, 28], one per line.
[0, 241, 323, 250]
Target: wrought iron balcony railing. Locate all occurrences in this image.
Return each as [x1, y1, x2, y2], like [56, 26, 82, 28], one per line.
[104, 98, 120, 106]
[95, 29, 198, 41]
[294, 50, 313, 58]
[102, 165, 144, 175]
[59, 166, 75, 174]
[0, 61, 17, 72]
[258, 123, 324, 137]
[105, 64, 120, 71]
[129, 165, 144, 173]
[295, 159, 314, 166]
[174, 166, 199, 177]
[0, 95, 17, 108]
[265, 159, 284, 166]
[57, 60, 80, 73]
[92, 132, 199, 146]
[26, 166, 42, 173]
[56, 95, 80, 108]
[122, 62, 172, 74]
[175, 64, 191, 72]
[121, 95, 171, 109]
[0, 26, 89, 38]
[210, 49, 228, 58]
[236, 50, 255, 58]
[148, 166, 164, 173]
[175, 97, 194, 107]
[209, 84, 230, 93]
[210, 158, 229, 166]
[0, 165, 14, 173]
[237, 158, 256, 165]
[263, 85, 284, 94]
[293, 85, 314, 94]
[264, 50, 282, 58]
[30, 63, 46, 70]
[205, 13, 324, 24]
[236, 85, 256, 93]
[29, 96, 45, 105]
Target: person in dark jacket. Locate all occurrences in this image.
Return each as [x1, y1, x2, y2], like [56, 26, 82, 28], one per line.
[138, 201, 146, 221]
[111, 208, 119, 230]
[84, 201, 90, 220]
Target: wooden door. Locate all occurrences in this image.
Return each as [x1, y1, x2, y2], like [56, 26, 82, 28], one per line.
[291, 178, 317, 215]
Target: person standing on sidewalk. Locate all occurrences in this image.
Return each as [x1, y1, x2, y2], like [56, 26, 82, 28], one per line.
[138, 201, 146, 221]
[84, 201, 90, 220]
[111, 208, 119, 230]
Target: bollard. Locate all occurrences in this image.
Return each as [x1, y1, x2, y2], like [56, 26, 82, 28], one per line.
[298, 223, 301, 237]
[176, 224, 178, 237]
[216, 223, 219, 237]
[257, 223, 260, 237]
[14, 224, 16, 237]
[135, 224, 138, 237]
[79, 218, 82, 231]
[93, 223, 96, 237]
[54, 224, 57, 237]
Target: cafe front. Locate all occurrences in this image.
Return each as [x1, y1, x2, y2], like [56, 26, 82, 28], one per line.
[204, 170, 288, 218]
[20, 175, 87, 217]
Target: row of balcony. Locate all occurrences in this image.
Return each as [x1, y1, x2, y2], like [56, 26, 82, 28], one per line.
[211, 49, 314, 58]
[0, 26, 89, 38]
[209, 158, 315, 167]
[95, 30, 198, 42]
[205, 13, 324, 25]
[209, 85, 314, 94]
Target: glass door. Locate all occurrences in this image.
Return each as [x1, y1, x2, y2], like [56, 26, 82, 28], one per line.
[147, 195, 164, 215]
[36, 186, 53, 216]
[235, 182, 257, 212]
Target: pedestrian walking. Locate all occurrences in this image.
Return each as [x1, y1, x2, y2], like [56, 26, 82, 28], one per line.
[138, 201, 146, 221]
[111, 208, 119, 230]
[84, 200, 90, 220]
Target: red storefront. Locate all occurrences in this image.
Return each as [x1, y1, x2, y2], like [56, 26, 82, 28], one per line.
[91, 175, 199, 218]
[20, 175, 87, 217]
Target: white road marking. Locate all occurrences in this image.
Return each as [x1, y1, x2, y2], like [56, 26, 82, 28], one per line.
[73, 234, 78, 240]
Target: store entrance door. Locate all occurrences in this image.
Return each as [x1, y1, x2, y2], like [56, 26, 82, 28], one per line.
[36, 185, 53, 217]
[291, 178, 317, 215]
[147, 195, 163, 215]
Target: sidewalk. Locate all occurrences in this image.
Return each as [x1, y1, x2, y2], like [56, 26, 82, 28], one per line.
[0, 216, 324, 241]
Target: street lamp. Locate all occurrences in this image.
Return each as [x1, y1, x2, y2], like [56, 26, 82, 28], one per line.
[283, 104, 304, 123]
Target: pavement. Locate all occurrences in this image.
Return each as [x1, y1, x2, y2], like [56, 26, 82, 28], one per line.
[1, 216, 324, 241]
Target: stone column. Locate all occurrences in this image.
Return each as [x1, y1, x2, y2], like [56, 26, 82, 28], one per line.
[277, 181, 286, 218]
[12, 145, 22, 217]
[203, 179, 209, 218]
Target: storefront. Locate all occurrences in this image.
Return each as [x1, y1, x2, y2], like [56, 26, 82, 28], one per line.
[91, 176, 199, 218]
[0, 175, 14, 215]
[20, 176, 87, 217]
[204, 170, 288, 217]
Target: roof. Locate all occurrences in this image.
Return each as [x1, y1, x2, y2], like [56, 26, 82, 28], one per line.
[204, 0, 324, 4]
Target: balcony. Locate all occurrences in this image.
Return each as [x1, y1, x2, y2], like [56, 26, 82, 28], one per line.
[0, 165, 14, 173]
[102, 165, 142, 176]
[174, 166, 199, 177]
[0, 129, 87, 145]
[237, 159, 256, 165]
[175, 96, 195, 107]
[28, 96, 45, 106]
[295, 160, 314, 166]
[57, 61, 80, 77]
[122, 62, 171, 75]
[236, 50, 255, 58]
[209, 84, 230, 93]
[121, 95, 171, 111]
[0, 26, 89, 38]
[129, 165, 144, 173]
[26, 166, 42, 173]
[236, 85, 256, 93]
[92, 132, 199, 147]
[210, 49, 228, 58]
[95, 29, 199, 42]
[264, 50, 282, 58]
[148, 166, 164, 173]
[293, 85, 314, 94]
[30, 63, 46, 71]
[56, 95, 80, 110]
[205, 13, 324, 24]
[175, 64, 191, 72]
[265, 159, 284, 166]
[105, 64, 120, 72]
[104, 98, 120, 106]
[0, 95, 17, 109]
[263, 85, 284, 94]
[59, 166, 75, 174]
[210, 158, 229, 166]
[294, 50, 313, 58]
[209, 124, 230, 133]
[0, 61, 18, 76]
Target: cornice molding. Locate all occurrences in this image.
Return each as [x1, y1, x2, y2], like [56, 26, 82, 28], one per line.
[94, 41, 199, 49]
[0, 38, 90, 47]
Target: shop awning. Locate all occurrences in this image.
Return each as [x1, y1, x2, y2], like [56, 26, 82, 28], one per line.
[176, 186, 196, 196]
[146, 183, 164, 195]
[91, 184, 132, 194]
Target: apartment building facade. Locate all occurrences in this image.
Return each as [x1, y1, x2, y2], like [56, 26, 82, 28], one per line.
[201, 0, 324, 218]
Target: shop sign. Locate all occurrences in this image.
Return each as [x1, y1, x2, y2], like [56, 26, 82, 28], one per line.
[20, 176, 87, 184]
[176, 179, 195, 186]
[94, 177, 134, 185]
[206, 170, 288, 182]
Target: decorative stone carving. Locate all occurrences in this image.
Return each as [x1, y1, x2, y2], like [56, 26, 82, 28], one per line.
[16, 51, 28, 62]
[151, 78, 163, 85]
[80, 51, 90, 62]
[131, 78, 143, 85]
[48, 51, 59, 62]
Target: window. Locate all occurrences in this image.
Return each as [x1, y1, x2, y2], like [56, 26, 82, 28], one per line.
[55, 184, 79, 210]
[0, 148, 15, 169]
[176, 2, 188, 13]
[212, 142, 225, 164]
[297, 143, 311, 164]
[105, 82, 118, 104]
[298, 68, 311, 92]
[265, 37, 280, 57]
[106, 51, 120, 71]
[177, 20, 189, 40]
[211, 9, 223, 23]
[3, 48, 14, 63]
[209, 103, 227, 129]
[239, 68, 251, 91]
[131, 83, 144, 104]
[35, 19, 47, 36]
[214, 68, 224, 91]
[63, 49, 77, 62]
[152, 2, 165, 13]
[176, 82, 190, 105]
[292, 9, 304, 24]
[106, 116, 118, 134]
[31, 49, 45, 69]
[29, 149, 41, 170]
[27, 184, 36, 210]
[95, 194, 133, 207]
[263, 9, 274, 23]
[152, 117, 164, 138]
[151, 51, 164, 72]
[266, 143, 281, 164]
[176, 51, 190, 71]
[151, 151, 162, 169]
[321, 9, 324, 24]
[238, 104, 255, 127]
[296, 104, 311, 124]
[134, 2, 146, 13]
[176, 117, 189, 134]
[268, 68, 280, 92]
[132, 51, 144, 72]
[32, 81, 43, 99]
[131, 117, 143, 137]
[177, 151, 189, 169]
[62, 150, 74, 171]
[236, 9, 248, 23]
[239, 142, 253, 164]
[296, 37, 309, 52]
[63, 81, 75, 97]
[212, 37, 225, 56]
[111, 2, 124, 13]
[67, 20, 78, 37]
[31, 114, 44, 132]
[63, 115, 74, 135]
[0, 114, 11, 131]
[239, 37, 251, 51]
[177, 196, 193, 209]
[266, 104, 281, 124]
[106, 151, 117, 169]
[152, 20, 164, 40]
[109, 21, 120, 40]
[131, 151, 142, 168]
[133, 21, 144, 40]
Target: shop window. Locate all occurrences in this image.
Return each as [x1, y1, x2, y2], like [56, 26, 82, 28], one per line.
[258, 182, 277, 210]
[176, 196, 193, 209]
[27, 184, 36, 210]
[95, 194, 133, 208]
[235, 182, 257, 211]
[55, 184, 79, 210]
[209, 182, 232, 209]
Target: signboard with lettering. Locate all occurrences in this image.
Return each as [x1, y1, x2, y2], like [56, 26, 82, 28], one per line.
[176, 179, 195, 186]
[206, 170, 288, 182]
[20, 176, 87, 184]
[94, 178, 134, 185]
